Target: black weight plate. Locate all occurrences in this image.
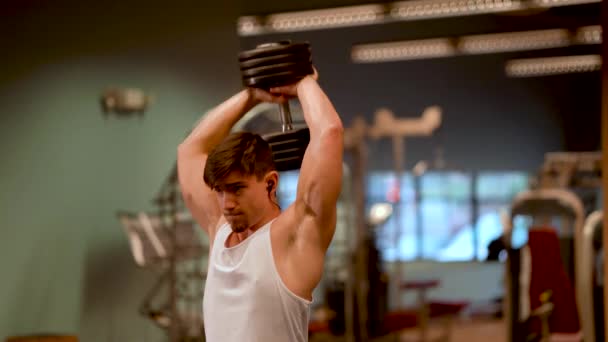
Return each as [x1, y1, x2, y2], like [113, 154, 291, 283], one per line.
[239, 42, 310, 62]
[274, 158, 304, 172]
[273, 150, 306, 160]
[243, 69, 313, 88]
[264, 127, 309, 171]
[264, 128, 310, 146]
[269, 143, 307, 153]
[242, 62, 310, 78]
[264, 127, 309, 140]
[240, 53, 311, 70]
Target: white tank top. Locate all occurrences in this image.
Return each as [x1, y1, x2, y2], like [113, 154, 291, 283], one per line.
[203, 220, 312, 342]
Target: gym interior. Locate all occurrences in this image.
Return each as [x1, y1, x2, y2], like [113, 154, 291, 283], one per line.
[1, 0, 606, 341]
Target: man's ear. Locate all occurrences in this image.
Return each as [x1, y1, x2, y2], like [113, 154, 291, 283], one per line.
[264, 171, 279, 192]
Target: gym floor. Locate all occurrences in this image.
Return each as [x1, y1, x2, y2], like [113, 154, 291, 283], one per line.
[445, 318, 505, 342]
[310, 317, 505, 342]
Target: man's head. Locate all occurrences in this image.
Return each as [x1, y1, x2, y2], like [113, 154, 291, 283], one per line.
[204, 132, 279, 232]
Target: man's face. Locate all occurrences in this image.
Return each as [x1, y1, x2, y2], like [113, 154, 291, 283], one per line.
[215, 172, 272, 233]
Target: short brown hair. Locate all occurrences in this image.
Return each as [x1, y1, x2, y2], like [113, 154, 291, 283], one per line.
[203, 132, 276, 189]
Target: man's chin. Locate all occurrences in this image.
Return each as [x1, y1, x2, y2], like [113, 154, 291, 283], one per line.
[228, 219, 248, 233]
[231, 225, 247, 233]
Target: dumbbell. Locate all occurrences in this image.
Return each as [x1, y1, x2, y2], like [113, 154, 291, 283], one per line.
[238, 41, 314, 172]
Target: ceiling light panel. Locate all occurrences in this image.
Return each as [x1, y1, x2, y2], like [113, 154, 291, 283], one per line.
[265, 4, 385, 33]
[531, 0, 601, 8]
[505, 54, 601, 77]
[237, 16, 265, 36]
[352, 38, 456, 63]
[575, 25, 602, 45]
[458, 29, 571, 54]
[390, 0, 524, 20]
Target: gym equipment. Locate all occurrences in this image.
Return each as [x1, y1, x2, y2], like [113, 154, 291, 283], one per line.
[504, 188, 585, 342]
[238, 41, 314, 171]
[537, 151, 602, 189]
[579, 210, 604, 342]
[341, 107, 445, 342]
[117, 210, 207, 339]
[117, 164, 207, 342]
[366, 106, 442, 309]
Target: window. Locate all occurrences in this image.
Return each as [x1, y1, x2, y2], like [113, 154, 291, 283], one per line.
[277, 168, 529, 262]
[421, 172, 472, 261]
[366, 172, 417, 261]
[277, 170, 300, 209]
[366, 170, 530, 262]
[475, 172, 530, 260]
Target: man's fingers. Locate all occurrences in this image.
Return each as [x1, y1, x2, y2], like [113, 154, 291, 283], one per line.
[269, 86, 287, 94]
[251, 89, 287, 103]
[270, 86, 297, 96]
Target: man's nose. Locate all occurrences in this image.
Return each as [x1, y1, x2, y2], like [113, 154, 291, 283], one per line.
[221, 193, 237, 210]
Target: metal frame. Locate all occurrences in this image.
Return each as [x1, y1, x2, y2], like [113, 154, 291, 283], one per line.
[504, 188, 586, 342]
[579, 210, 603, 342]
[117, 207, 207, 340]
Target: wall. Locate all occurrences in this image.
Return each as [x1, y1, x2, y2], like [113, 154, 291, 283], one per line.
[0, 1, 241, 340]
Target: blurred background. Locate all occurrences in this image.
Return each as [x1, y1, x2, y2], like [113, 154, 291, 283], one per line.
[0, 0, 604, 341]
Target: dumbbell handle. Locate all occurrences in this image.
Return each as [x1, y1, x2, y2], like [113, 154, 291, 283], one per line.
[278, 102, 293, 132]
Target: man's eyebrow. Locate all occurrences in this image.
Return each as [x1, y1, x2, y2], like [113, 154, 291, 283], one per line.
[223, 181, 247, 187]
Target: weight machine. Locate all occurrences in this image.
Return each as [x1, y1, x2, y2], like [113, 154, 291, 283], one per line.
[503, 151, 602, 342]
[117, 165, 208, 341]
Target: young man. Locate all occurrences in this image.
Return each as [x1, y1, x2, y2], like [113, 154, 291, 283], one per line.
[177, 72, 343, 341]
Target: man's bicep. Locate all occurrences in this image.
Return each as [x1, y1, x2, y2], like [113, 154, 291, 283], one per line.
[296, 127, 343, 239]
[177, 152, 222, 234]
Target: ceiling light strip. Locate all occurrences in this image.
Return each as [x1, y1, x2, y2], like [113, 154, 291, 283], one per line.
[575, 25, 602, 44]
[458, 29, 571, 54]
[352, 38, 456, 63]
[236, 0, 602, 36]
[352, 26, 602, 63]
[264, 4, 385, 33]
[531, 0, 601, 8]
[505, 54, 601, 77]
[390, 0, 524, 20]
[237, 16, 266, 36]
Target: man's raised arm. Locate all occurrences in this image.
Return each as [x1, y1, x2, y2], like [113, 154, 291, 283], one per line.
[177, 89, 279, 235]
[280, 76, 344, 250]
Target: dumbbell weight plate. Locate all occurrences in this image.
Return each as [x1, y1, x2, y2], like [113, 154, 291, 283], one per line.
[263, 127, 310, 171]
[240, 52, 311, 70]
[238, 41, 310, 63]
[238, 41, 313, 171]
[242, 63, 314, 89]
[239, 41, 313, 89]
[243, 72, 311, 89]
[242, 62, 307, 78]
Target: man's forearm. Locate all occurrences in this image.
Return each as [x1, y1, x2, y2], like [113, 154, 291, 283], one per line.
[179, 89, 258, 155]
[297, 77, 343, 137]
